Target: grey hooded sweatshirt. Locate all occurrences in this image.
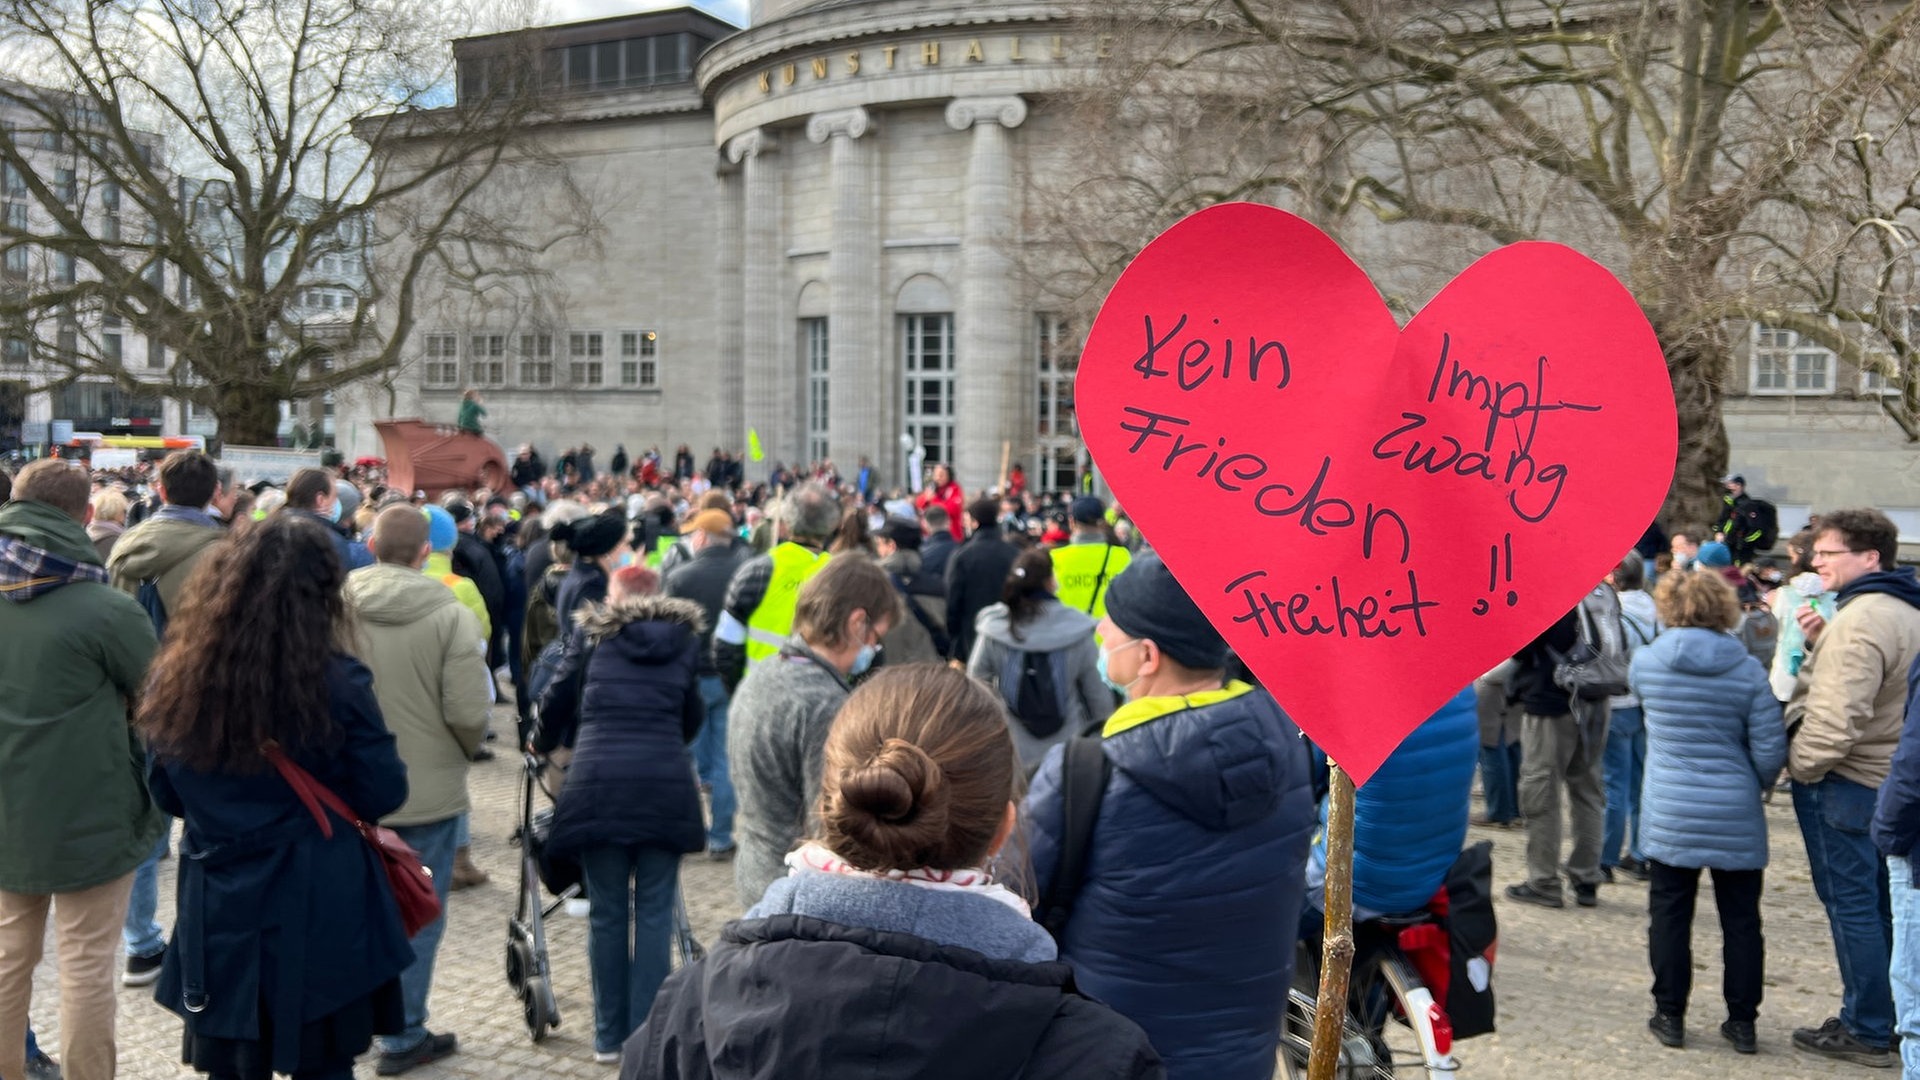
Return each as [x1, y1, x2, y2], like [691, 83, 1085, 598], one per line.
[968, 599, 1115, 769]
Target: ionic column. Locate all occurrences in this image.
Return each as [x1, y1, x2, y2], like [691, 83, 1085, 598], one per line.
[713, 163, 744, 454]
[807, 106, 879, 479]
[945, 96, 1028, 494]
[727, 128, 782, 473]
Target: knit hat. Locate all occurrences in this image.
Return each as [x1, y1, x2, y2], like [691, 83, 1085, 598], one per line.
[1102, 552, 1227, 671]
[681, 508, 735, 537]
[422, 505, 457, 553]
[1070, 495, 1105, 524]
[1696, 541, 1733, 568]
[552, 510, 629, 558]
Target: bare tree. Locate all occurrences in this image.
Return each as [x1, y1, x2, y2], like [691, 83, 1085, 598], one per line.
[0, 0, 578, 445]
[1032, 0, 1920, 526]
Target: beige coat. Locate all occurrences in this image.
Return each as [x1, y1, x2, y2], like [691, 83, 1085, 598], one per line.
[345, 563, 491, 827]
[1787, 590, 1920, 788]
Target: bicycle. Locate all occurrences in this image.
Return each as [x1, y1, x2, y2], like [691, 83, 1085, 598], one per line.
[1276, 913, 1461, 1079]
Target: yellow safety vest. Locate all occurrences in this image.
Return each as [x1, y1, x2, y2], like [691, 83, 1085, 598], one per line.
[645, 535, 677, 570]
[1051, 541, 1131, 619]
[744, 543, 832, 666]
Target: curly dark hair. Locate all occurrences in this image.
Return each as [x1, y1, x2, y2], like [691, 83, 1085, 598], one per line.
[138, 514, 350, 773]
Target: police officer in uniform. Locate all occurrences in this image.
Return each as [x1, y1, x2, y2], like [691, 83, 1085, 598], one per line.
[1050, 495, 1132, 620]
[712, 482, 840, 689]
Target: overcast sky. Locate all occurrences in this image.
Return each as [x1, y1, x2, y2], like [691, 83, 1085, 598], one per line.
[548, 0, 751, 27]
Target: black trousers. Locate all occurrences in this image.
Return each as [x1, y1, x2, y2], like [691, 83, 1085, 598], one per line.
[1648, 859, 1765, 1021]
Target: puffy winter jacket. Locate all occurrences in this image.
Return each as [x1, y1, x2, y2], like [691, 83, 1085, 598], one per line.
[1023, 682, 1316, 1080]
[534, 595, 708, 858]
[623, 905, 1162, 1080]
[1630, 627, 1786, 871]
[1311, 686, 1477, 915]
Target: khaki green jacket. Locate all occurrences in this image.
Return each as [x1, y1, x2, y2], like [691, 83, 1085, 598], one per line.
[0, 500, 164, 893]
[346, 563, 491, 827]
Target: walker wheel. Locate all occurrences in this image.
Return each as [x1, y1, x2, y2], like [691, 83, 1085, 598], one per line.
[506, 937, 533, 994]
[523, 976, 555, 1040]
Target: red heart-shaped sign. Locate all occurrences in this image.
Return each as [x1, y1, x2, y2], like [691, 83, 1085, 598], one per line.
[1078, 204, 1676, 785]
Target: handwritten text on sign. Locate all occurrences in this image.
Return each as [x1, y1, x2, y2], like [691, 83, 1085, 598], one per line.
[1076, 205, 1675, 785]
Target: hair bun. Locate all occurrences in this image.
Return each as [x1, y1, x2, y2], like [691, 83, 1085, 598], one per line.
[831, 738, 951, 867]
[549, 521, 576, 543]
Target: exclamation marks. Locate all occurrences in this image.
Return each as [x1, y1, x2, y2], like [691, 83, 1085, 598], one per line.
[1472, 534, 1519, 616]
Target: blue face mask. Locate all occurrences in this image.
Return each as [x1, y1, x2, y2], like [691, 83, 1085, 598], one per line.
[1097, 639, 1144, 696]
[325, 499, 342, 524]
[851, 642, 880, 677]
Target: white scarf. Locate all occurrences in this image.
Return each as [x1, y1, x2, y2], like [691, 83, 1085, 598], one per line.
[785, 842, 1032, 917]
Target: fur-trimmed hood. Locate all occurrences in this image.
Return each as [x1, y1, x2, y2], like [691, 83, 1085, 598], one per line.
[574, 594, 707, 645]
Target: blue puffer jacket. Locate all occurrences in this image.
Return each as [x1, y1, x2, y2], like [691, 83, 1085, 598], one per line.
[539, 595, 709, 858]
[1629, 627, 1786, 871]
[1024, 683, 1316, 1080]
[1311, 686, 1477, 915]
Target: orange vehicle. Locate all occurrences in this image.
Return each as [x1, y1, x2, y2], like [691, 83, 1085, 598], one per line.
[376, 418, 510, 498]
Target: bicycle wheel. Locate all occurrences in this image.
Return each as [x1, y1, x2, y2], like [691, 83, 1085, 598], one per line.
[1283, 944, 1456, 1078]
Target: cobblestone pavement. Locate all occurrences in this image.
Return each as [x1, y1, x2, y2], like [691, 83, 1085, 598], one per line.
[23, 710, 1882, 1078]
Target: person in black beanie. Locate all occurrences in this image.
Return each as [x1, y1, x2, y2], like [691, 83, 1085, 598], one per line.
[1021, 552, 1316, 1080]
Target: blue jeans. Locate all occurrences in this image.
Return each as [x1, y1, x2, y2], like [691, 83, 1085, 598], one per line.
[1794, 777, 1894, 1046]
[123, 831, 169, 958]
[1889, 856, 1920, 1075]
[579, 845, 679, 1054]
[374, 817, 459, 1054]
[692, 675, 735, 851]
[1602, 706, 1646, 867]
[1479, 741, 1522, 823]
[25, 1026, 39, 1059]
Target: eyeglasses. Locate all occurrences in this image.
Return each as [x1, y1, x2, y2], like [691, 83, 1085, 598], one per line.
[1811, 548, 1862, 560]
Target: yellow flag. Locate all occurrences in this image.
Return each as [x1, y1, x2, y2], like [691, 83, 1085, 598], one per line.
[748, 428, 764, 462]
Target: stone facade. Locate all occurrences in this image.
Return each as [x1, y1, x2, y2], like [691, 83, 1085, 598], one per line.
[339, 2, 1920, 537]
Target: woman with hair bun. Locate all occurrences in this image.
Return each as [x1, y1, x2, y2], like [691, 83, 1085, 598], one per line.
[622, 665, 1162, 1079]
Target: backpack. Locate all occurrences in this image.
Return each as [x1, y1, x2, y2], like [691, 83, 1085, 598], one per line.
[1397, 841, 1498, 1040]
[1737, 603, 1780, 666]
[1548, 587, 1630, 701]
[135, 578, 169, 638]
[1000, 646, 1071, 740]
[1034, 726, 1111, 941]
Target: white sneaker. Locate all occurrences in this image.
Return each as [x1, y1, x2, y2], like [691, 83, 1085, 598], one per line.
[595, 1050, 620, 1064]
[565, 898, 591, 918]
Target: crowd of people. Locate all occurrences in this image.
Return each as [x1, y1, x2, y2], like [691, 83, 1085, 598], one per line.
[5, 448, 1920, 1079]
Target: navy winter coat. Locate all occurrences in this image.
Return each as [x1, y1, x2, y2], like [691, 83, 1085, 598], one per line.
[149, 655, 413, 1071]
[1872, 656, 1920, 887]
[1629, 627, 1786, 871]
[1024, 683, 1316, 1080]
[1312, 686, 1478, 915]
[534, 595, 708, 858]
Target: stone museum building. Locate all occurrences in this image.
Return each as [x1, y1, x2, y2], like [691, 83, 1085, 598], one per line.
[336, 0, 1104, 495]
[314, 0, 1919, 531]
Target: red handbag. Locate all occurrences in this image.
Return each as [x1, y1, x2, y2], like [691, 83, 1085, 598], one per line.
[265, 745, 442, 938]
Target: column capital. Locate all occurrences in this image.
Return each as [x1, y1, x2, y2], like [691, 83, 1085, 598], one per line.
[806, 106, 873, 145]
[725, 127, 779, 164]
[945, 96, 1028, 133]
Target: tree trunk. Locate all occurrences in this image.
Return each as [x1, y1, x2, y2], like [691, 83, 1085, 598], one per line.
[216, 387, 285, 448]
[1661, 336, 1731, 534]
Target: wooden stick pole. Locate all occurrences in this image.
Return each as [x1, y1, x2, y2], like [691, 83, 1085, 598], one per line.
[1307, 763, 1357, 1080]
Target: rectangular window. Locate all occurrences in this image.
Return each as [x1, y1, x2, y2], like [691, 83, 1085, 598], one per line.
[1, 162, 23, 196]
[101, 182, 121, 242]
[423, 332, 459, 387]
[593, 40, 622, 87]
[146, 337, 164, 369]
[1, 336, 27, 367]
[569, 331, 603, 387]
[803, 318, 829, 463]
[103, 331, 123, 367]
[53, 168, 75, 204]
[1750, 324, 1832, 395]
[56, 252, 75, 284]
[468, 333, 505, 386]
[618, 329, 659, 388]
[518, 332, 554, 386]
[1035, 314, 1082, 492]
[1863, 308, 1917, 395]
[3, 202, 28, 276]
[625, 37, 654, 84]
[901, 313, 956, 476]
